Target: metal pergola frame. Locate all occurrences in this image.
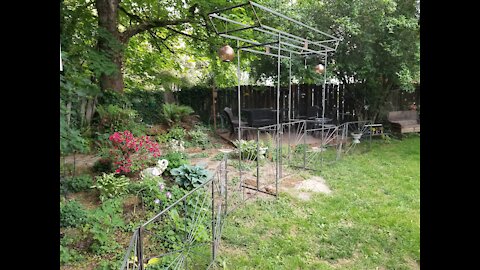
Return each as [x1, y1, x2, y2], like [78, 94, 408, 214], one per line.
[208, 1, 341, 197]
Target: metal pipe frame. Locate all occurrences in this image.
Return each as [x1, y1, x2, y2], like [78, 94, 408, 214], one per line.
[210, 1, 340, 198]
[208, 12, 337, 55]
[249, 1, 339, 40]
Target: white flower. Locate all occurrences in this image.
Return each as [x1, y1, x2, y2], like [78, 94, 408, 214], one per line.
[154, 199, 160, 204]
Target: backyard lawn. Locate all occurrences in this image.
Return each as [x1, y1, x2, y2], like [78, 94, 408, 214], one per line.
[217, 135, 420, 269]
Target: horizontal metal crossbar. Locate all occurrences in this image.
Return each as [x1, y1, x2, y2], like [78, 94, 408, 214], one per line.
[249, 1, 339, 41]
[208, 1, 340, 57]
[241, 48, 290, 59]
[210, 14, 332, 55]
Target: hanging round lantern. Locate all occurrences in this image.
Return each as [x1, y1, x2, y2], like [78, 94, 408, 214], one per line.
[315, 64, 325, 74]
[218, 45, 235, 62]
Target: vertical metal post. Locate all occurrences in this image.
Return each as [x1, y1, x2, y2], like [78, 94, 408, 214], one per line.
[288, 51, 292, 123]
[237, 40, 244, 201]
[288, 52, 292, 165]
[224, 153, 228, 215]
[322, 55, 328, 121]
[321, 55, 328, 166]
[256, 129, 260, 190]
[211, 177, 216, 261]
[276, 33, 281, 196]
[336, 84, 340, 124]
[137, 227, 144, 270]
[312, 86, 315, 106]
[303, 121, 306, 169]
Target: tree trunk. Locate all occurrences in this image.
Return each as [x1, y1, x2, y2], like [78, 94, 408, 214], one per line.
[95, 0, 124, 93]
[163, 90, 176, 104]
[85, 96, 97, 125]
[79, 97, 87, 126]
[66, 101, 72, 126]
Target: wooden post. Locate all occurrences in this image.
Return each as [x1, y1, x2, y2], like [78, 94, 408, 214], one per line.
[212, 84, 217, 131]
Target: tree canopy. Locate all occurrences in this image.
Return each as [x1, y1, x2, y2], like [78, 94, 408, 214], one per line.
[60, 0, 420, 145]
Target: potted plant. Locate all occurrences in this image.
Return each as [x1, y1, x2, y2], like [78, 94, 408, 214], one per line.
[351, 130, 363, 144]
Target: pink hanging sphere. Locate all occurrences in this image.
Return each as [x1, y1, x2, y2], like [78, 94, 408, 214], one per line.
[315, 64, 325, 74]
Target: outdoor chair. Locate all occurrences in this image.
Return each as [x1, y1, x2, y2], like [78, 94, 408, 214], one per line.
[306, 105, 321, 119]
[223, 107, 249, 139]
[297, 105, 320, 121]
[243, 108, 277, 127]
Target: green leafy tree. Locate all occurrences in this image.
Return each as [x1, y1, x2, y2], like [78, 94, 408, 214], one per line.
[298, 0, 420, 121]
[246, 0, 419, 121]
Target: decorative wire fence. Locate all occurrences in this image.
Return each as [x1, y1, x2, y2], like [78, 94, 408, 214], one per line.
[119, 120, 379, 270]
[120, 155, 232, 270]
[234, 119, 377, 190]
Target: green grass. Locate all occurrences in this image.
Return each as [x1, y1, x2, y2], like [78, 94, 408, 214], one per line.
[217, 135, 420, 269]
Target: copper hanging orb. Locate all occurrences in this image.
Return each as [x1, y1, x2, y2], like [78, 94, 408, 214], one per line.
[315, 64, 325, 74]
[218, 45, 235, 62]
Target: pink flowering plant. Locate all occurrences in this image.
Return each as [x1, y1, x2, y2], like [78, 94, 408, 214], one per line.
[108, 130, 162, 174]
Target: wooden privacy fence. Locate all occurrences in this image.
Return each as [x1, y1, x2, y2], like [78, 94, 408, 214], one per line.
[176, 84, 419, 125]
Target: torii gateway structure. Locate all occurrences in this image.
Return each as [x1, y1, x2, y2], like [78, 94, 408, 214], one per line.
[208, 1, 343, 196]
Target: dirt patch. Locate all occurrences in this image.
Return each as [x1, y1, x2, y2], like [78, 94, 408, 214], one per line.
[218, 242, 248, 257]
[295, 177, 332, 194]
[405, 257, 420, 270]
[66, 191, 101, 210]
[329, 252, 359, 268]
[279, 175, 332, 201]
[190, 156, 222, 170]
[61, 154, 99, 175]
[280, 174, 306, 188]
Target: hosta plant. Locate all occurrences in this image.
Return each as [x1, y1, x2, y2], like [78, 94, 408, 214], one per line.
[91, 173, 130, 201]
[170, 164, 212, 190]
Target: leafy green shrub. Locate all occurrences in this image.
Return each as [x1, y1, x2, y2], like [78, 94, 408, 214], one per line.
[128, 176, 175, 212]
[170, 164, 212, 190]
[60, 200, 88, 228]
[232, 139, 267, 161]
[91, 173, 130, 201]
[145, 187, 209, 253]
[92, 157, 114, 174]
[96, 104, 139, 133]
[60, 102, 90, 155]
[162, 151, 189, 176]
[211, 152, 225, 161]
[187, 125, 211, 149]
[60, 245, 83, 265]
[157, 125, 187, 143]
[160, 103, 194, 126]
[61, 175, 94, 193]
[86, 198, 125, 255]
[94, 261, 118, 270]
[294, 143, 309, 154]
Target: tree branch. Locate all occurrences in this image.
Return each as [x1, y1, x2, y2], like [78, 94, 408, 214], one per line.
[165, 26, 205, 41]
[120, 18, 193, 42]
[118, 5, 143, 22]
[148, 30, 175, 54]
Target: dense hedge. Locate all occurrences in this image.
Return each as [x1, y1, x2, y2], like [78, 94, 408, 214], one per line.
[98, 89, 164, 125]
